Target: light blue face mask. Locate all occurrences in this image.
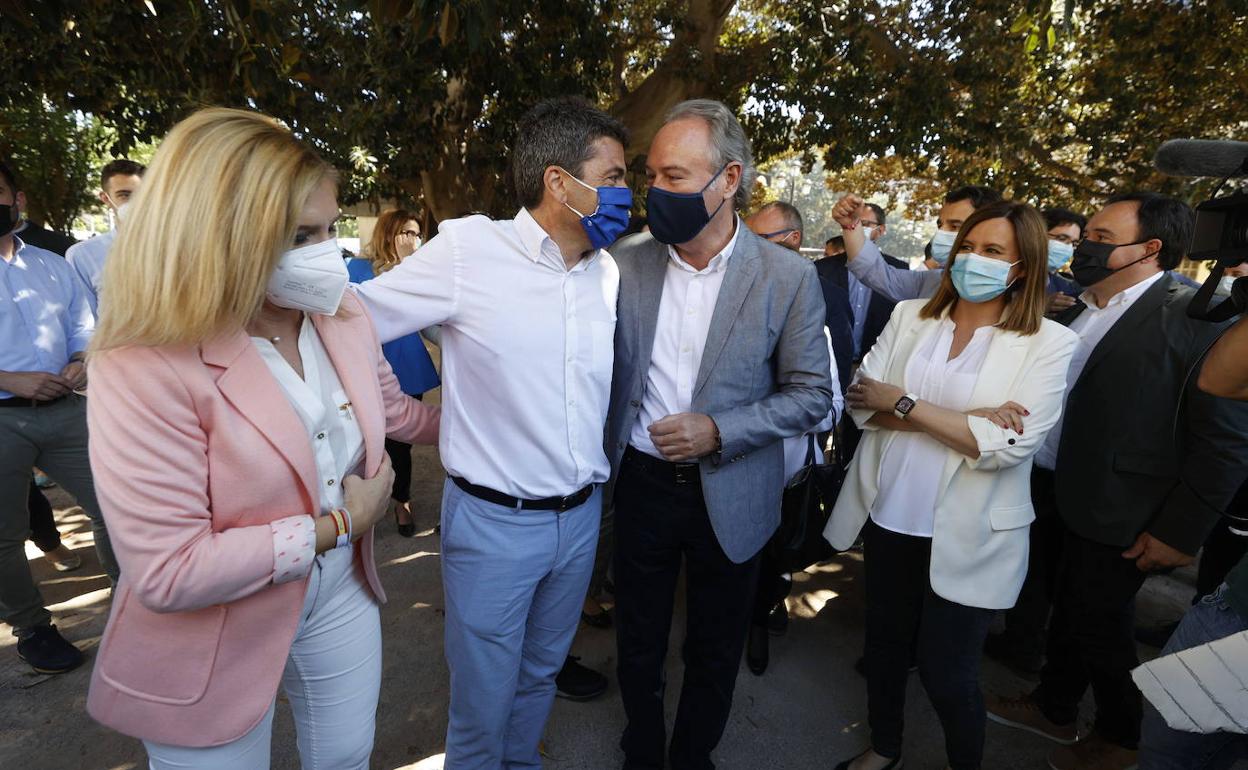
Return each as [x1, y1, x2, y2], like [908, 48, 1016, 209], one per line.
[1047, 239, 1074, 272]
[929, 229, 958, 266]
[950, 253, 1020, 303]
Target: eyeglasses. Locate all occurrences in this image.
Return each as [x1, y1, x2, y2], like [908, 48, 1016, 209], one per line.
[759, 229, 797, 240]
[859, 221, 881, 229]
[398, 230, 420, 238]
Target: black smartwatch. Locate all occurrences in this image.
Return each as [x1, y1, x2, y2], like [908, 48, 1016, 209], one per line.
[893, 393, 919, 420]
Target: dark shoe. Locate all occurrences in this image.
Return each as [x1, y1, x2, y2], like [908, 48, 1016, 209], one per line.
[1134, 620, 1180, 649]
[983, 631, 1043, 679]
[16, 625, 84, 674]
[766, 601, 789, 636]
[834, 749, 903, 769]
[581, 608, 613, 629]
[556, 655, 608, 701]
[393, 501, 416, 538]
[986, 691, 1079, 745]
[1047, 731, 1138, 770]
[746, 623, 769, 675]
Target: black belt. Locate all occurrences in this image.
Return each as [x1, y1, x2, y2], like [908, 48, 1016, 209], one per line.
[0, 394, 69, 408]
[623, 445, 701, 485]
[450, 475, 595, 513]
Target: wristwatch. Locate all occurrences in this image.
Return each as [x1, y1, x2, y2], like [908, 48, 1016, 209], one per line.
[894, 393, 919, 420]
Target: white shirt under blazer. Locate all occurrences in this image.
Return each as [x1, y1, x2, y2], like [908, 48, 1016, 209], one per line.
[824, 299, 1079, 610]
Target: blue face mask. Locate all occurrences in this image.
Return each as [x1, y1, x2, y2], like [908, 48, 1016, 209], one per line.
[646, 164, 729, 245]
[561, 170, 634, 250]
[950, 253, 1020, 303]
[1047, 239, 1074, 272]
[928, 229, 958, 266]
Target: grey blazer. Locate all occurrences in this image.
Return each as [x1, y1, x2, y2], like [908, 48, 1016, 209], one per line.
[605, 228, 835, 563]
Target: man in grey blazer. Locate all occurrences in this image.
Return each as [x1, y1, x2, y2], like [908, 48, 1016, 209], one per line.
[605, 100, 833, 770]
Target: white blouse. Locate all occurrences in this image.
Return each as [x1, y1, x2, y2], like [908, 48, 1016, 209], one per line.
[253, 315, 366, 584]
[870, 318, 995, 537]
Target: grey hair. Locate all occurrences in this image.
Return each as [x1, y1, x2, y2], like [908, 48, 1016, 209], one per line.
[756, 200, 804, 235]
[663, 99, 756, 210]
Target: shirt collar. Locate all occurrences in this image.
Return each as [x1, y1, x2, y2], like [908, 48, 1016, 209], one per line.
[1079, 270, 1165, 311]
[666, 216, 741, 275]
[2, 235, 27, 266]
[515, 207, 600, 272]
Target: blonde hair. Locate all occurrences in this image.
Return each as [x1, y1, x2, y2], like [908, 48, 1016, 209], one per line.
[92, 107, 334, 351]
[919, 200, 1050, 336]
[365, 208, 418, 274]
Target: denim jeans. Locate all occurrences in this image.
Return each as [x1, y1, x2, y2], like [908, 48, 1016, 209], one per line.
[1139, 583, 1248, 769]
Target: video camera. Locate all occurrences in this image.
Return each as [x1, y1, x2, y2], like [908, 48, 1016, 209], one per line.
[1154, 139, 1248, 321]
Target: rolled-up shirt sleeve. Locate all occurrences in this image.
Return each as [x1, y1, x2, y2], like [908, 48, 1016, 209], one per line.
[269, 515, 317, 584]
[65, 268, 96, 355]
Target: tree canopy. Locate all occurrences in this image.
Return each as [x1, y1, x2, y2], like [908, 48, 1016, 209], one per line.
[1, 0, 1243, 231]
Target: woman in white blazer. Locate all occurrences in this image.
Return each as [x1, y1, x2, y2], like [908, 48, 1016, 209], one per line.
[824, 200, 1078, 770]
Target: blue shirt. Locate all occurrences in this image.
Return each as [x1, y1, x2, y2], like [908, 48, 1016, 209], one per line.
[347, 258, 441, 396]
[846, 271, 872, 358]
[65, 229, 116, 316]
[0, 237, 96, 399]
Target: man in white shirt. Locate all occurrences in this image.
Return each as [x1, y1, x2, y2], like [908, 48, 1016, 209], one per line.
[66, 159, 145, 315]
[605, 100, 834, 770]
[352, 97, 630, 770]
[986, 193, 1248, 770]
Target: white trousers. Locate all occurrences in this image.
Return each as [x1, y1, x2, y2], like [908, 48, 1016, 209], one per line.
[144, 547, 382, 769]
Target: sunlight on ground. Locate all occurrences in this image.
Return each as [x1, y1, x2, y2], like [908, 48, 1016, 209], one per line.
[383, 550, 439, 567]
[392, 753, 445, 769]
[790, 588, 840, 619]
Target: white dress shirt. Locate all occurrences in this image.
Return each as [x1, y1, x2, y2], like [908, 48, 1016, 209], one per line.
[1035, 270, 1165, 471]
[65, 229, 115, 316]
[353, 208, 618, 499]
[252, 315, 364, 584]
[871, 318, 995, 537]
[630, 220, 741, 458]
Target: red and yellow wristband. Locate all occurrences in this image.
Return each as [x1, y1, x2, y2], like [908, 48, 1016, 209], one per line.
[328, 507, 353, 549]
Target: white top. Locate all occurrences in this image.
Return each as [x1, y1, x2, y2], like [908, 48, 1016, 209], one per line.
[65, 229, 115, 316]
[870, 318, 996, 537]
[631, 220, 741, 458]
[1035, 270, 1165, 470]
[353, 208, 618, 499]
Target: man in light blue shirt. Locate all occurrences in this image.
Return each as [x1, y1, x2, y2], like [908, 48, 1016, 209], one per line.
[66, 158, 145, 315]
[0, 159, 117, 676]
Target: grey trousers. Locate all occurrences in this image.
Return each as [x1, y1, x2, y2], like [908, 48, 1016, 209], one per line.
[0, 395, 117, 635]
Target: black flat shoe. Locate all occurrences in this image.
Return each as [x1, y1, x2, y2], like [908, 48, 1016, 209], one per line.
[581, 608, 613, 629]
[746, 623, 769, 675]
[393, 504, 416, 538]
[556, 655, 608, 701]
[834, 750, 903, 770]
[17, 625, 84, 674]
[767, 601, 789, 636]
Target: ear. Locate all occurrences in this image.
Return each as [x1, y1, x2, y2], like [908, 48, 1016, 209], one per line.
[1143, 238, 1164, 263]
[720, 162, 742, 203]
[544, 166, 569, 204]
[14, 191, 26, 214]
[785, 231, 803, 249]
[99, 190, 111, 207]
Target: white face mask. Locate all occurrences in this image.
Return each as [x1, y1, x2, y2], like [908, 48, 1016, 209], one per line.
[1217, 275, 1238, 296]
[861, 225, 877, 242]
[266, 238, 349, 315]
[115, 201, 131, 222]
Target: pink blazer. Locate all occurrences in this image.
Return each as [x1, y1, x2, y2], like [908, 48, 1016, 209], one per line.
[85, 292, 439, 747]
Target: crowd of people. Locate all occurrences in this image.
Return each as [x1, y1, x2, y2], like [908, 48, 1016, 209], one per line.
[2, 93, 1248, 770]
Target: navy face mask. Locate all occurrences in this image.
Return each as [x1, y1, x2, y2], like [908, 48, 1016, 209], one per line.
[646, 164, 729, 245]
[560, 169, 634, 250]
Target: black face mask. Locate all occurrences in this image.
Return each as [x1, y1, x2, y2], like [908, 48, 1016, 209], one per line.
[0, 203, 16, 237]
[1070, 238, 1156, 287]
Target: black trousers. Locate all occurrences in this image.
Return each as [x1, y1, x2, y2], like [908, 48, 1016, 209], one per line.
[1000, 467, 1063, 660]
[384, 438, 412, 504]
[614, 448, 760, 770]
[863, 520, 995, 770]
[27, 480, 60, 554]
[750, 546, 791, 626]
[1035, 520, 1149, 749]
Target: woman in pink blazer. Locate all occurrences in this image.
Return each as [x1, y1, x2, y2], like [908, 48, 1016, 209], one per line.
[84, 108, 439, 769]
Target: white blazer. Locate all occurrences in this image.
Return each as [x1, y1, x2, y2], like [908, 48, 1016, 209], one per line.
[824, 299, 1078, 609]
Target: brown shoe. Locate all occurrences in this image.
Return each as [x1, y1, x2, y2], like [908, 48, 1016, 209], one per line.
[1047, 732, 1138, 770]
[986, 692, 1079, 745]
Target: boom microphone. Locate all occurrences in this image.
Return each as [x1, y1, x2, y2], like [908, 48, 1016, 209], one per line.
[1155, 139, 1248, 178]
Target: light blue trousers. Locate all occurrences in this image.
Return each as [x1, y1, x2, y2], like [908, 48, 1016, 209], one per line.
[440, 479, 601, 770]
